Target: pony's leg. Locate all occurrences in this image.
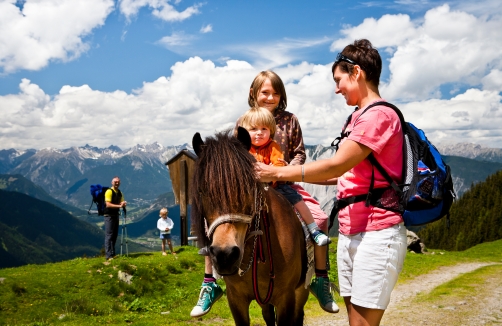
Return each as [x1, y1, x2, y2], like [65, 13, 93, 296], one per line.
[261, 304, 275, 326]
[292, 286, 309, 326]
[226, 291, 251, 326]
[274, 291, 299, 326]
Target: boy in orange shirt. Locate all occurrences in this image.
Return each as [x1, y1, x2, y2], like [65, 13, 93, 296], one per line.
[240, 107, 330, 246]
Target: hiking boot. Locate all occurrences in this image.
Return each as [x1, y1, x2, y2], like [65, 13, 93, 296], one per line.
[311, 230, 331, 246]
[309, 277, 339, 313]
[190, 282, 223, 317]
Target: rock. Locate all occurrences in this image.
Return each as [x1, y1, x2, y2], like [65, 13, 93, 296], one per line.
[0, 278, 5, 284]
[407, 230, 425, 253]
[118, 270, 133, 284]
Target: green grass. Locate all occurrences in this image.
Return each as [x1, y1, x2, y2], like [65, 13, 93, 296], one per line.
[1, 239, 501, 325]
[399, 239, 502, 283]
[420, 264, 502, 302]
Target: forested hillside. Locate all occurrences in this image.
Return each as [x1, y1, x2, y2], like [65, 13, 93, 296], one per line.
[0, 174, 88, 219]
[0, 189, 104, 268]
[0, 189, 154, 268]
[419, 170, 502, 250]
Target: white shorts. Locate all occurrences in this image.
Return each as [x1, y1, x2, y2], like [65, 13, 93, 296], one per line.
[337, 223, 407, 310]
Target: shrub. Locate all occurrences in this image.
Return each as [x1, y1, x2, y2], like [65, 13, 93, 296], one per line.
[11, 283, 26, 296]
[179, 258, 196, 270]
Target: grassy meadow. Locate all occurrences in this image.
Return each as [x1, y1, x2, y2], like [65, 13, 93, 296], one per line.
[1, 239, 501, 325]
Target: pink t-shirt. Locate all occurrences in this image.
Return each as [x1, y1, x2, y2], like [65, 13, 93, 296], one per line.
[337, 101, 404, 235]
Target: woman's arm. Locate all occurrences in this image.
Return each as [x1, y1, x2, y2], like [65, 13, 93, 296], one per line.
[256, 140, 372, 182]
[309, 178, 339, 185]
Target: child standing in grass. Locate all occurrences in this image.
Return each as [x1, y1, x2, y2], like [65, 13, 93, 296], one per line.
[157, 207, 175, 255]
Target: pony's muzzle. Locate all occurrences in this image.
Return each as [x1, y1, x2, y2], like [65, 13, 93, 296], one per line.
[207, 219, 248, 275]
[209, 245, 241, 275]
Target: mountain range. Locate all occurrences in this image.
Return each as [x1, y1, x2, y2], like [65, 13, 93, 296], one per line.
[0, 143, 188, 211]
[1, 141, 502, 241]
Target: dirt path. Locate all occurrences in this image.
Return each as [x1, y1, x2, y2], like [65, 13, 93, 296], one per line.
[305, 262, 502, 326]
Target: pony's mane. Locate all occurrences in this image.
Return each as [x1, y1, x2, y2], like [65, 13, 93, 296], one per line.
[191, 129, 262, 246]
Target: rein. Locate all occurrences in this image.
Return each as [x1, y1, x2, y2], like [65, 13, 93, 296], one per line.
[240, 188, 275, 305]
[252, 207, 275, 305]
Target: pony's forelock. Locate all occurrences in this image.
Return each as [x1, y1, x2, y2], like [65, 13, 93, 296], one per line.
[191, 129, 261, 246]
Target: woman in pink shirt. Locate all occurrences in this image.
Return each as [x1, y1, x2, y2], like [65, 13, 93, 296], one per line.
[256, 39, 408, 326]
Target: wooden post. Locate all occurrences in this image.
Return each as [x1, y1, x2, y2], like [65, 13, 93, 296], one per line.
[165, 149, 197, 247]
[180, 159, 188, 246]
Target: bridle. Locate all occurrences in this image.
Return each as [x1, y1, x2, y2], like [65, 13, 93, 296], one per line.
[204, 186, 275, 305]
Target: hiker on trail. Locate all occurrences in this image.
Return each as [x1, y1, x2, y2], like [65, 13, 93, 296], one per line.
[157, 207, 176, 255]
[104, 176, 126, 260]
[190, 70, 339, 318]
[255, 39, 408, 326]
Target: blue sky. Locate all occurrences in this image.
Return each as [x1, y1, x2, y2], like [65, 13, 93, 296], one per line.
[1, 0, 501, 150]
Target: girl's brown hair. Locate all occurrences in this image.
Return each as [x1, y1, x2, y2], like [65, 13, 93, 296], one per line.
[248, 71, 287, 111]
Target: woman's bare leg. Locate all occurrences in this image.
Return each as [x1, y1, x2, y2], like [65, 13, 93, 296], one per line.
[344, 297, 385, 326]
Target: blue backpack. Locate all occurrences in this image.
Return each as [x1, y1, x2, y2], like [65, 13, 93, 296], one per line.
[88, 184, 109, 216]
[329, 101, 456, 229]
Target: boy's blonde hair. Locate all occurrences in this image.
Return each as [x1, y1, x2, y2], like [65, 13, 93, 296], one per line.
[248, 70, 287, 111]
[239, 107, 277, 139]
[160, 207, 168, 216]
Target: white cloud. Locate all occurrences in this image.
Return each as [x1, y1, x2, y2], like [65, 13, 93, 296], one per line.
[481, 69, 502, 91]
[231, 37, 332, 70]
[330, 4, 502, 102]
[119, 0, 202, 22]
[0, 0, 114, 73]
[200, 24, 212, 33]
[2, 3, 502, 151]
[156, 31, 193, 47]
[1, 56, 502, 150]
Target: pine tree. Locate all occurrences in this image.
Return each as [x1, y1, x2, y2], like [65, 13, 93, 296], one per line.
[419, 170, 502, 250]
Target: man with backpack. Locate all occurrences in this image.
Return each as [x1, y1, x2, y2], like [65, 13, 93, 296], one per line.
[104, 176, 126, 260]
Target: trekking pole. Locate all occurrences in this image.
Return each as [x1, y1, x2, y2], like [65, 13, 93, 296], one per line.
[123, 207, 128, 256]
[120, 211, 124, 256]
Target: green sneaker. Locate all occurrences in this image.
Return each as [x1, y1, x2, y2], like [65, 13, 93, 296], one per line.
[309, 277, 339, 313]
[190, 282, 223, 317]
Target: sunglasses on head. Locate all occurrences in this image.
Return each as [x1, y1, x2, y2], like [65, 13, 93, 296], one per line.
[335, 53, 366, 71]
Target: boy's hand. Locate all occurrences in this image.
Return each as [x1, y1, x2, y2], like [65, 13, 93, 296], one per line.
[277, 158, 289, 166]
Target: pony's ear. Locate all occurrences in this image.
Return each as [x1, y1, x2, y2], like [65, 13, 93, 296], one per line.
[236, 126, 251, 151]
[192, 132, 204, 156]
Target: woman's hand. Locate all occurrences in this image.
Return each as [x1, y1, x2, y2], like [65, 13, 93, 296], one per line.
[255, 162, 278, 182]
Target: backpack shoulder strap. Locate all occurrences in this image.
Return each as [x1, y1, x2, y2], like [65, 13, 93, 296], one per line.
[358, 101, 406, 193]
[331, 110, 355, 150]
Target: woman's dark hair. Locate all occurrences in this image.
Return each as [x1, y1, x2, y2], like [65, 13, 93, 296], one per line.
[331, 39, 382, 87]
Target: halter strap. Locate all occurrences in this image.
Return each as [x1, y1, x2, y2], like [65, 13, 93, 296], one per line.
[207, 213, 253, 239]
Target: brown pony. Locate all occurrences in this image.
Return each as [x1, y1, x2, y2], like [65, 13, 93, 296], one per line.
[191, 127, 309, 326]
